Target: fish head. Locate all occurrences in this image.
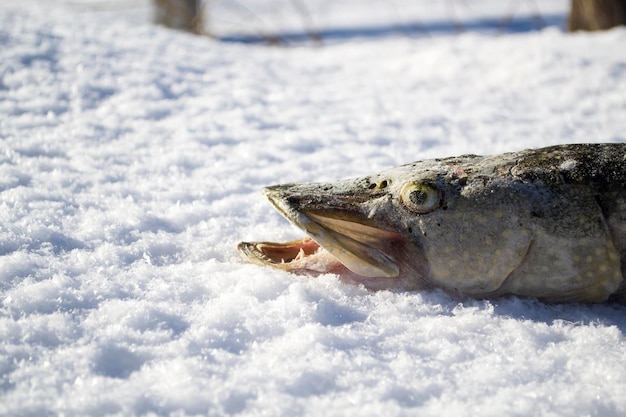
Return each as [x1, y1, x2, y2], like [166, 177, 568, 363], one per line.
[238, 153, 622, 300]
[239, 145, 626, 302]
[239, 156, 535, 293]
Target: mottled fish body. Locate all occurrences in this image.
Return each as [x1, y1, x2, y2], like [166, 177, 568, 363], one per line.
[239, 144, 626, 303]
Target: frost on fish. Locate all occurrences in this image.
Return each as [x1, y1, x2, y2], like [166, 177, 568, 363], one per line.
[238, 144, 626, 303]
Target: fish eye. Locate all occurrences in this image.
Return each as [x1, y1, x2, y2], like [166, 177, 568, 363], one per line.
[400, 182, 440, 214]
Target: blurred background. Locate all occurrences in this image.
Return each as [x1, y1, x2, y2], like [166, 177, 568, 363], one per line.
[152, 0, 625, 41]
[58, 0, 626, 44]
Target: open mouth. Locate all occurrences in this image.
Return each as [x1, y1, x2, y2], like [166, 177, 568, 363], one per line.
[239, 237, 321, 265]
[237, 237, 344, 273]
[237, 185, 401, 278]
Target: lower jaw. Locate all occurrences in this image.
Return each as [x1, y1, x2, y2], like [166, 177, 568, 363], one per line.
[239, 237, 414, 290]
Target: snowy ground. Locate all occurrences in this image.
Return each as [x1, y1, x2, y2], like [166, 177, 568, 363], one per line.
[1, 0, 626, 415]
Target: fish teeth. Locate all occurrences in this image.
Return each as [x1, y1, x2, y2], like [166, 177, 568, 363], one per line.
[294, 248, 306, 261]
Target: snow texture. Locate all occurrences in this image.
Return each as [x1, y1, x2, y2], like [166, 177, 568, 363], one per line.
[1, 0, 626, 416]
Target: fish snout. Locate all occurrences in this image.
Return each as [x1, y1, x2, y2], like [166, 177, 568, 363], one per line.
[261, 181, 404, 278]
[263, 180, 385, 211]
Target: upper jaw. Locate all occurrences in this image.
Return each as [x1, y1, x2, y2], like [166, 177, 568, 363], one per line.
[262, 183, 402, 278]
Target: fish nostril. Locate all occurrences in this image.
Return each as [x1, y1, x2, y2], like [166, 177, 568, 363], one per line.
[368, 180, 390, 190]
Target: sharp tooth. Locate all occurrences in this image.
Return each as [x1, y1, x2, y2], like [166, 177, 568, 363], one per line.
[255, 246, 271, 261]
[295, 247, 306, 261]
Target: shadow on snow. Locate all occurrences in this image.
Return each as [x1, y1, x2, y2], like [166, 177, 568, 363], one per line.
[219, 13, 566, 45]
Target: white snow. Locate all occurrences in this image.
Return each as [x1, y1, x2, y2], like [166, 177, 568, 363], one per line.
[1, 0, 626, 416]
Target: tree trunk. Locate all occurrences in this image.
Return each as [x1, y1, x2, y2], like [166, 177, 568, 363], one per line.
[153, 0, 204, 34]
[568, 0, 626, 31]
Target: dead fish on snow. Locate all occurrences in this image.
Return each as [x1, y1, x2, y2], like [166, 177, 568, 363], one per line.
[238, 143, 626, 303]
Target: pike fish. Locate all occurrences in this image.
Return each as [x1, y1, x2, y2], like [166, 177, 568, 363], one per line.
[238, 143, 626, 303]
